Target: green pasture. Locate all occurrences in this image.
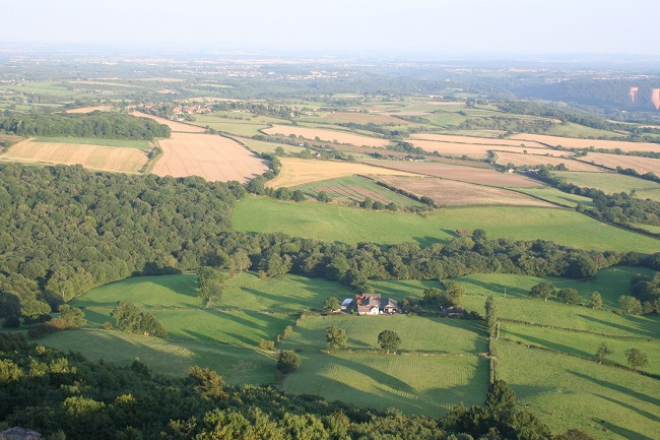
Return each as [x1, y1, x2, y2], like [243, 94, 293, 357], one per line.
[494, 341, 660, 440]
[282, 352, 489, 417]
[554, 172, 660, 195]
[190, 115, 269, 136]
[34, 137, 152, 149]
[512, 187, 594, 208]
[279, 314, 487, 355]
[633, 188, 660, 202]
[233, 196, 660, 253]
[291, 176, 423, 207]
[233, 136, 306, 154]
[499, 322, 660, 375]
[39, 328, 274, 384]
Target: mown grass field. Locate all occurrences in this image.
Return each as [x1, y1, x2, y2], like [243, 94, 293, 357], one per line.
[554, 171, 660, 194]
[33, 137, 152, 149]
[493, 341, 660, 440]
[499, 322, 660, 375]
[40, 328, 275, 384]
[513, 187, 594, 208]
[233, 196, 660, 253]
[292, 176, 424, 207]
[282, 352, 489, 416]
[279, 314, 487, 354]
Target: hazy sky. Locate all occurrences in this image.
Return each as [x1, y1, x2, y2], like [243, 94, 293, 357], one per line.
[3, 0, 660, 56]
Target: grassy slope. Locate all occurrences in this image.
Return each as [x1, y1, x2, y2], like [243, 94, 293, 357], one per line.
[233, 196, 660, 253]
[33, 137, 151, 149]
[512, 187, 594, 208]
[494, 341, 660, 440]
[542, 122, 625, 138]
[554, 172, 660, 194]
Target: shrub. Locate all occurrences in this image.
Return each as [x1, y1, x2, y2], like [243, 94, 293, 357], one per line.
[276, 350, 301, 374]
[259, 339, 275, 350]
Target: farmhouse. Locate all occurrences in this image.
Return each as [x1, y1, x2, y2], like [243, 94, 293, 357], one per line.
[354, 293, 400, 315]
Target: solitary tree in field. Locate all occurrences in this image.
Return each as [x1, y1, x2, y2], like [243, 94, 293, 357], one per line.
[323, 297, 341, 312]
[595, 342, 613, 364]
[557, 288, 581, 305]
[197, 266, 226, 308]
[378, 330, 401, 354]
[589, 292, 602, 310]
[529, 282, 555, 302]
[625, 348, 649, 371]
[619, 295, 642, 314]
[326, 326, 348, 352]
[276, 350, 301, 374]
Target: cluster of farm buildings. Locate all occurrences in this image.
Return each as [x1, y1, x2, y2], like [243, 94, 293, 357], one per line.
[340, 293, 400, 315]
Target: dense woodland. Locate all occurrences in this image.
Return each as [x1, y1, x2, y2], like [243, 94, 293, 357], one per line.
[0, 112, 171, 140]
[1, 163, 660, 325]
[0, 333, 595, 440]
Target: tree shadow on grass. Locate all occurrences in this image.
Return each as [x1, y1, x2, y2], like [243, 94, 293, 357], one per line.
[577, 314, 659, 339]
[568, 370, 660, 407]
[593, 418, 654, 440]
[596, 394, 660, 424]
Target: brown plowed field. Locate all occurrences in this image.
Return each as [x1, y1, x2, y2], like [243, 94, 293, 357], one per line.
[1, 139, 148, 173]
[494, 152, 606, 172]
[268, 157, 420, 188]
[510, 134, 660, 153]
[376, 176, 554, 207]
[410, 139, 571, 159]
[152, 133, 268, 183]
[131, 112, 206, 133]
[361, 159, 545, 188]
[322, 112, 412, 125]
[582, 153, 660, 175]
[263, 125, 389, 147]
[412, 133, 544, 147]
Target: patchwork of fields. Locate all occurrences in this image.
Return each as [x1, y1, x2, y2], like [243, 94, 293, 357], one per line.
[263, 125, 390, 147]
[582, 152, 660, 175]
[494, 151, 606, 171]
[511, 133, 660, 153]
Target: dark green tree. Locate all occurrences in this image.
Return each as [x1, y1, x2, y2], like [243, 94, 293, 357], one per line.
[589, 292, 603, 309]
[378, 330, 401, 354]
[485, 296, 497, 338]
[276, 350, 301, 374]
[197, 266, 226, 308]
[595, 342, 612, 364]
[625, 348, 649, 370]
[323, 297, 341, 312]
[619, 295, 642, 314]
[326, 326, 348, 352]
[557, 288, 581, 305]
[529, 282, 555, 302]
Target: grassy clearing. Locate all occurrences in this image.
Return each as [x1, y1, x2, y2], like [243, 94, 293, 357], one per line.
[279, 314, 487, 355]
[233, 196, 660, 253]
[282, 352, 489, 417]
[33, 137, 151, 149]
[512, 187, 594, 208]
[499, 322, 660, 375]
[554, 172, 660, 194]
[39, 328, 274, 383]
[292, 176, 423, 207]
[494, 341, 660, 440]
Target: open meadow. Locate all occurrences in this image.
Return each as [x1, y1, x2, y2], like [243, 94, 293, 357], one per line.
[361, 159, 545, 187]
[0, 137, 150, 173]
[233, 196, 660, 253]
[553, 171, 660, 194]
[511, 187, 594, 208]
[263, 125, 390, 147]
[375, 176, 555, 207]
[267, 157, 419, 188]
[152, 132, 268, 183]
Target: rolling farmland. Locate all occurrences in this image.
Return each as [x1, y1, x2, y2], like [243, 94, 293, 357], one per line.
[292, 176, 424, 206]
[582, 152, 660, 175]
[0, 138, 149, 173]
[494, 151, 606, 172]
[375, 176, 555, 207]
[411, 139, 572, 159]
[263, 125, 390, 147]
[152, 132, 268, 183]
[412, 133, 544, 147]
[554, 171, 660, 194]
[131, 111, 207, 133]
[267, 157, 419, 188]
[511, 133, 660, 153]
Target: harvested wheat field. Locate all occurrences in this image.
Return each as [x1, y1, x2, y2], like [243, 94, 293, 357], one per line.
[263, 125, 389, 147]
[361, 159, 545, 188]
[1, 139, 148, 173]
[131, 112, 206, 133]
[268, 157, 420, 188]
[322, 112, 412, 125]
[582, 153, 660, 175]
[410, 139, 571, 159]
[66, 105, 113, 113]
[510, 133, 660, 153]
[377, 176, 554, 207]
[412, 133, 544, 147]
[152, 133, 268, 183]
[494, 151, 606, 172]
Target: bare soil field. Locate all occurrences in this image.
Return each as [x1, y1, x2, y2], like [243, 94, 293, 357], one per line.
[323, 112, 412, 125]
[376, 176, 555, 207]
[262, 125, 389, 147]
[131, 112, 206, 133]
[412, 134, 545, 147]
[410, 139, 572, 159]
[361, 159, 545, 188]
[494, 151, 606, 172]
[66, 105, 113, 113]
[510, 133, 660, 153]
[268, 157, 420, 188]
[1, 139, 148, 173]
[582, 153, 660, 175]
[152, 133, 268, 183]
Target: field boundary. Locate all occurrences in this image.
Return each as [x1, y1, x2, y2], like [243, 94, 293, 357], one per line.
[500, 318, 658, 340]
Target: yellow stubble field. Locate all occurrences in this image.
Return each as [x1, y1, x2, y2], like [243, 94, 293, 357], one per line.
[263, 125, 390, 147]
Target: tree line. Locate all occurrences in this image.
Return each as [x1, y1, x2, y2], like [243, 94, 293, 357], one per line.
[0, 111, 171, 140]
